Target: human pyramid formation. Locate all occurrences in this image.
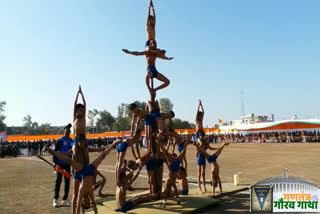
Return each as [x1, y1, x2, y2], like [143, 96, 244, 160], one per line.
[43, 1, 229, 213]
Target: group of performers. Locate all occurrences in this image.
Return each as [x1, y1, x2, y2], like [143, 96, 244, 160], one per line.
[42, 1, 229, 213]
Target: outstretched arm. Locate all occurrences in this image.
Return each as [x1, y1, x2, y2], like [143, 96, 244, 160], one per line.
[127, 168, 141, 188]
[208, 144, 218, 150]
[122, 49, 146, 56]
[157, 54, 174, 60]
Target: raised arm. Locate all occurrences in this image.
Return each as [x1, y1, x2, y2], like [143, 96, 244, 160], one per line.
[146, 4, 151, 27]
[199, 100, 204, 115]
[195, 101, 201, 121]
[122, 49, 146, 56]
[74, 91, 80, 120]
[151, 3, 156, 25]
[79, 86, 86, 116]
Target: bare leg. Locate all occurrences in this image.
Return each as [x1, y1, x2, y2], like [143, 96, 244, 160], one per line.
[146, 72, 153, 90]
[131, 194, 157, 205]
[147, 171, 155, 195]
[197, 166, 202, 193]
[91, 146, 113, 168]
[72, 180, 80, 214]
[84, 147, 90, 165]
[202, 164, 207, 192]
[183, 154, 188, 177]
[116, 152, 126, 186]
[145, 125, 152, 153]
[172, 182, 180, 203]
[154, 73, 170, 91]
[44, 148, 83, 171]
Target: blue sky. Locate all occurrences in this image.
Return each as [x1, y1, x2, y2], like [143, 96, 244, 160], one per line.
[0, 0, 319, 127]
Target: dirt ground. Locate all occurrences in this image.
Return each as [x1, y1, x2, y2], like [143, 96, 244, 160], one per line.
[0, 143, 319, 214]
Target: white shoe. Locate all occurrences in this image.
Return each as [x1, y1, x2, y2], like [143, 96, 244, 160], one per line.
[53, 199, 58, 207]
[62, 199, 71, 206]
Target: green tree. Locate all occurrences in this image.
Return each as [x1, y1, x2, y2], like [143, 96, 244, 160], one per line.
[172, 118, 194, 129]
[159, 98, 173, 112]
[30, 122, 39, 135]
[96, 110, 115, 132]
[0, 101, 6, 131]
[88, 109, 99, 132]
[112, 117, 130, 132]
[23, 114, 32, 134]
[38, 123, 51, 135]
[112, 103, 132, 132]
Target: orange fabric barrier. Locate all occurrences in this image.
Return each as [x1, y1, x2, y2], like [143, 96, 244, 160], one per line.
[6, 128, 220, 142]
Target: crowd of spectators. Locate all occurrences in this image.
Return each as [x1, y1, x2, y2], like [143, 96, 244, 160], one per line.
[0, 130, 318, 158]
[209, 130, 320, 143]
[0, 137, 144, 158]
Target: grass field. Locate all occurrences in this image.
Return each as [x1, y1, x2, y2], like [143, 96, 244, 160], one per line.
[0, 143, 319, 214]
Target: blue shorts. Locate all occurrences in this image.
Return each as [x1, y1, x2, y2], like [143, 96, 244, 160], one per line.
[116, 200, 134, 212]
[170, 159, 180, 172]
[144, 115, 155, 126]
[79, 164, 96, 179]
[177, 142, 184, 153]
[117, 142, 128, 153]
[194, 132, 199, 141]
[180, 189, 189, 195]
[207, 154, 217, 164]
[197, 153, 206, 166]
[72, 137, 88, 147]
[157, 159, 164, 168]
[150, 110, 160, 120]
[146, 159, 155, 171]
[147, 66, 158, 78]
[145, 40, 150, 48]
[73, 171, 82, 180]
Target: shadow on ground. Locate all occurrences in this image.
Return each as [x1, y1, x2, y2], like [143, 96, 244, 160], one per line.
[199, 192, 250, 214]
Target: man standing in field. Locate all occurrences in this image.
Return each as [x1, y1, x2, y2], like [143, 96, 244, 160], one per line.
[52, 124, 73, 207]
